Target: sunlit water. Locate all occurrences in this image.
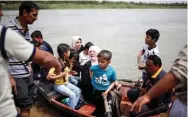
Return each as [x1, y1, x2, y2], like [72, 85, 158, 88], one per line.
[2, 9, 186, 117]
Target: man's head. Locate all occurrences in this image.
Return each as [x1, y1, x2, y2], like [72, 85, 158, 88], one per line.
[31, 30, 43, 47]
[146, 55, 162, 76]
[145, 29, 160, 46]
[97, 50, 112, 69]
[19, 1, 39, 24]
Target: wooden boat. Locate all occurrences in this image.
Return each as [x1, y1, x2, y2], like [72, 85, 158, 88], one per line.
[34, 79, 170, 117]
[34, 80, 96, 117]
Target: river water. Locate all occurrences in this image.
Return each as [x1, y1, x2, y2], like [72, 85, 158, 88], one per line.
[2, 9, 187, 117]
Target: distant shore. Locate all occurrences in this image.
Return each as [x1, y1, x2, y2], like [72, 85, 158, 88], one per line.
[1, 1, 187, 10]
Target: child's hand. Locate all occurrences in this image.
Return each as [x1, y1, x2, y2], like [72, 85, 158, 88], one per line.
[138, 63, 146, 70]
[71, 71, 78, 75]
[102, 91, 108, 97]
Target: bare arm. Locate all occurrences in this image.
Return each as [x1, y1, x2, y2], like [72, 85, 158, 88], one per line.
[89, 69, 93, 79]
[32, 48, 62, 74]
[146, 72, 180, 100]
[131, 72, 180, 112]
[47, 72, 66, 81]
[137, 50, 144, 65]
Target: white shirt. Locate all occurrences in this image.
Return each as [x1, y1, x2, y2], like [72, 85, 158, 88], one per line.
[142, 44, 160, 65]
[0, 26, 34, 117]
[79, 51, 90, 66]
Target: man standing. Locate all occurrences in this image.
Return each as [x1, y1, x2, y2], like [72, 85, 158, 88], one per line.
[6, 1, 40, 117]
[0, 5, 62, 117]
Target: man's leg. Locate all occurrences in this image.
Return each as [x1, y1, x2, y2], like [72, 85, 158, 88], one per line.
[14, 76, 34, 117]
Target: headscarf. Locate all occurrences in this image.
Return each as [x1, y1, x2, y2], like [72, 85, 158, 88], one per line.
[88, 46, 101, 66]
[71, 36, 82, 51]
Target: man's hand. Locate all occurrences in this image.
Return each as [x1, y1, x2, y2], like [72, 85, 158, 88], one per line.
[130, 94, 151, 112]
[9, 76, 17, 95]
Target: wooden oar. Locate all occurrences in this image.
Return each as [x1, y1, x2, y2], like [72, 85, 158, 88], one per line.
[117, 78, 143, 83]
[102, 94, 112, 117]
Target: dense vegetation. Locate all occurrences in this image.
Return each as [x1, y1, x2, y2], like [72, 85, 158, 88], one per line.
[1, 1, 187, 10]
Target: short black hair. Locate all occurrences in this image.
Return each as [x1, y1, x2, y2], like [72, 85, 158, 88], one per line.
[97, 50, 112, 61]
[147, 55, 162, 67]
[31, 30, 43, 39]
[69, 49, 78, 59]
[84, 42, 93, 50]
[19, 1, 39, 16]
[146, 29, 160, 42]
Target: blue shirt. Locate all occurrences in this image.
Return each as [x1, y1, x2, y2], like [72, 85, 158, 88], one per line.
[90, 65, 116, 90]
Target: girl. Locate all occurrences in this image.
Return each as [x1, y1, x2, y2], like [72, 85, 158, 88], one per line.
[47, 43, 81, 109]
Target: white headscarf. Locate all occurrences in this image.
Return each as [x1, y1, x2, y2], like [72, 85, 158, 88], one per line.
[71, 36, 82, 51]
[88, 46, 101, 66]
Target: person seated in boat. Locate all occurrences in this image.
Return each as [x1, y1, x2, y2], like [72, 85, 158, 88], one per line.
[68, 49, 82, 86]
[79, 42, 94, 67]
[71, 36, 84, 76]
[31, 30, 54, 80]
[90, 50, 117, 116]
[47, 43, 81, 109]
[137, 29, 160, 83]
[128, 55, 172, 117]
[81, 45, 101, 102]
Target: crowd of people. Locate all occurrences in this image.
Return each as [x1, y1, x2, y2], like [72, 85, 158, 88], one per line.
[0, 1, 187, 117]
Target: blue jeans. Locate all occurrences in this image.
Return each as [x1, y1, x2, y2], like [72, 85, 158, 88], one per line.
[54, 82, 81, 109]
[169, 99, 187, 117]
[69, 76, 81, 86]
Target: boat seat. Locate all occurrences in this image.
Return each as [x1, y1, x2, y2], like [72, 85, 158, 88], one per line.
[78, 104, 96, 115]
[34, 80, 62, 100]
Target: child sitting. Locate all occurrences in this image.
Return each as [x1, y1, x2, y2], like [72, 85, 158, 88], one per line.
[47, 43, 81, 109]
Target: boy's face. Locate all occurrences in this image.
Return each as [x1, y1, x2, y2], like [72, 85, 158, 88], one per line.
[98, 57, 110, 69]
[145, 34, 154, 45]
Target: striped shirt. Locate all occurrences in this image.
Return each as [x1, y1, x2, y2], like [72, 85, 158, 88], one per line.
[7, 17, 31, 78]
[170, 45, 187, 104]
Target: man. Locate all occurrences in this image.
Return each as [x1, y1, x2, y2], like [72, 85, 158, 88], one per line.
[131, 45, 187, 117]
[31, 30, 54, 80]
[31, 30, 54, 55]
[128, 55, 172, 117]
[0, 14, 61, 117]
[6, 1, 40, 117]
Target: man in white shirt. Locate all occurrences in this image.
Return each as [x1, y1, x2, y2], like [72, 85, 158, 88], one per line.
[0, 5, 61, 117]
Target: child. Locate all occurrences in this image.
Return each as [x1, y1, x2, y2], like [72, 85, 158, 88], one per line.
[79, 42, 94, 66]
[137, 29, 160, 82]
[81, 45, 101, 102]
[47, 43, 81, 109]
[90, 50, 117, 116]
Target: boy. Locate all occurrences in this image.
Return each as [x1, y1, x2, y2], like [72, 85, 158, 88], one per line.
[90, 50, 117, 116]
[137, 29, 160, 82]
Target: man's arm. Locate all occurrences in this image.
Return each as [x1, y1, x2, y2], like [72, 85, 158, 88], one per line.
[131, 68, 180, 112]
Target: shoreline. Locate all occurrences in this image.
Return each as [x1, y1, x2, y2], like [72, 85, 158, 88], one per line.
[1, 1, 187, 10]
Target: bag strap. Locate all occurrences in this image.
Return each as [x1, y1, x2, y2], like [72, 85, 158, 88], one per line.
[0, 26, 8, 59]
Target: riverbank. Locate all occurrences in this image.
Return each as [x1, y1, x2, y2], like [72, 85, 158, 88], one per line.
[1, 1, 187, 10]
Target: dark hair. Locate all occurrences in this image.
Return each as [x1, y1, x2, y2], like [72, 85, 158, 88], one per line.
[84, 42, 93, 50]
[97, 50, 112, 61]
[19, 1, 39, 16]
[147, 55, 162, 67]
[69, 49, 78, 59]
[146, 29, 160, 42]
[57, 43, 70, 61]
[31, 30, 43, 39]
